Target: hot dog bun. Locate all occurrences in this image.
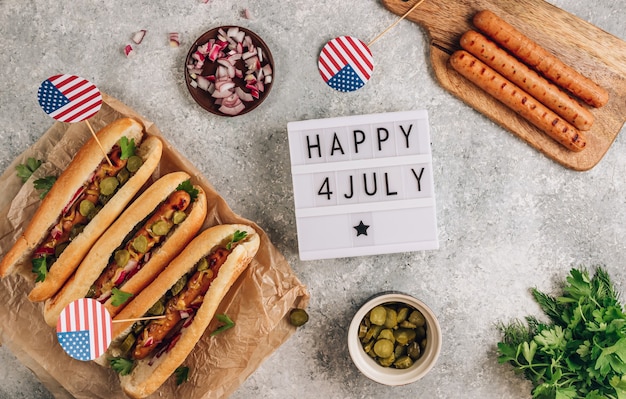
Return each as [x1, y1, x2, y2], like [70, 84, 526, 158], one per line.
[42, 171, 207, 327]
[0, 118, 163, 301]
[108, 224, 260, 399]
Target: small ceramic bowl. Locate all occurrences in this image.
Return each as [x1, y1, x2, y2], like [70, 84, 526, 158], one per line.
[347, 292, 442, 386]
[184, 26, 274, 117]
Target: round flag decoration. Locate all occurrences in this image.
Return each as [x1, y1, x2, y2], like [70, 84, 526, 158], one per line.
[56, 298, 112, 361]
[37, 74, 102, 123]
[318, 36, 374, 93]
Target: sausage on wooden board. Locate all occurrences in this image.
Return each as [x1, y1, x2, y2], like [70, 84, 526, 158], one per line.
[449, 50, 587, 152]
[473, 9, 609, 108]
[460, 30, 595, 131]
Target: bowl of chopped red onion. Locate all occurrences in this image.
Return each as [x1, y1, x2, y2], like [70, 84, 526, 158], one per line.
[185, 26, 274, 117]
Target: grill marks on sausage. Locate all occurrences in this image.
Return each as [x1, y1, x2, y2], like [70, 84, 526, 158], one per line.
[459, 29, 596, 131]
[89, 190, 192, 301]
[449, 50, 586, 152]
[33, 146, 129, 270]
[472, 10, 608, 108]
[131, 247, 231, 360]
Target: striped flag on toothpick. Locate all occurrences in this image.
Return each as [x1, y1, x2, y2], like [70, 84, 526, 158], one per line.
[37, 74, 103, 123]
[318, 36, 374, 93]
[56, 298, 112, 361]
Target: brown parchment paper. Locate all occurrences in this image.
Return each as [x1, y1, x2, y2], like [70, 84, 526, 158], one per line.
[0, 93, 309, 399]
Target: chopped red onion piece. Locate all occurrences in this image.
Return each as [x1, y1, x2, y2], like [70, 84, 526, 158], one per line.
[34, 246, 54, 257]
[242, 8, 253, 20]
[113, 270, 128, 286]
[132, 30, 147, 44]
[62, 186, 85, 215]
[169, 32, 180, 47]
[124, 44, 134, 57]
[188, 27, 273, 116]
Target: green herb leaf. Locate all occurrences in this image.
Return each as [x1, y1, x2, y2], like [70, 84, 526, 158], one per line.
[109, 357, 134, 375]
[16, 158, 42, 183]
[226, 230, 247, 250]
[497, 267, 626, 398]
[32, 257, 48, 283]
[176, 179, 199, 202]
[174, 366, 189, 385]
[110, 288, 134, 306]
[211, 314, 235, 336]
[33, 176, 57, 199]
[119, 136, 136, 160]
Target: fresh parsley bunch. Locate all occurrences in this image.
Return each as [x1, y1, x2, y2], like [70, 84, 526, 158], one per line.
[498, 267, 626, 399]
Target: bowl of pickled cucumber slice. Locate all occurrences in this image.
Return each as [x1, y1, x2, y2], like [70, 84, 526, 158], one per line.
[347, 292, 442, 385]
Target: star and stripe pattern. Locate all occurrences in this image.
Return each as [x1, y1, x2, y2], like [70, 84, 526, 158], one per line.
[318, 36, 374, 93]
[37, 74, 102, 123]
[56, 298, 112, 361]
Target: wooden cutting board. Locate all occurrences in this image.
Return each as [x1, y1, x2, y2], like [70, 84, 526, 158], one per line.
[381, 0, 626, 171]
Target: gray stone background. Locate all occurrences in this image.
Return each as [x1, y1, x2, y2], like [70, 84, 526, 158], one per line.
[0, 0, 624, 398]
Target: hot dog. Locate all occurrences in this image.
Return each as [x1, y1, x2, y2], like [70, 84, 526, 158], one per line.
[449, 50, 586, 152]
[460, 30, 595, 131]
[106, 224, 260, 399]
[472, 10, 609, 108]
[0, 118, 163, 302]
[42, 171, 208, 326]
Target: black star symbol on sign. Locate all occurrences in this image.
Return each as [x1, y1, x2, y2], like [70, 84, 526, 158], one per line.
[353, 221, 370, 236]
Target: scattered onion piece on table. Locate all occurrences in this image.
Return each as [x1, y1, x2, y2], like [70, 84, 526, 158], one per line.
[186, 26, 273, 116]
[169, 32, 181, 47]
[124, 44, 134, 57]
[132, 30, 147, 44]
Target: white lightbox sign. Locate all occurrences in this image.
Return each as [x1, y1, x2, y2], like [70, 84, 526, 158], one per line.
[287, 110, 439, 261]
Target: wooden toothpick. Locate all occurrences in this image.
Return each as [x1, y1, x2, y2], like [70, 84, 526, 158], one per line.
[368, 0, 426, 47]
[85, 119, 113, 167]
[112, 315, 167, 323]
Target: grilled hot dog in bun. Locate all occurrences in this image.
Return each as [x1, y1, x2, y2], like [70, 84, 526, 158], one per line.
[43, 171, 207, 326]
[107, 224, 260, 399]
[0, 118, 163, 303]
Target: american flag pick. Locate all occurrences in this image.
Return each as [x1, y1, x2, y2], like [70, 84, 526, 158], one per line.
[56, 298, 113, 361]
[318, 36, 374, 93]
[37, 74, 103, 123]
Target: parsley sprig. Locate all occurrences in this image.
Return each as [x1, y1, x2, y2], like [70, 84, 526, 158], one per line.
[119, 136, 136, 160]
[16, 158, 42, 182]
[175, 366, 189, 385]
[497, 267, 626, 399]
[176, 179, 199, 202]
[33, 175, 57, 199]
[110, 287, 134, 307]
[211, 314, 235, 336]
[32, 256, 48, 283]
[226, 230, 247, 250]
[110, 357, 134, 375]
[15, 158, 57, 199]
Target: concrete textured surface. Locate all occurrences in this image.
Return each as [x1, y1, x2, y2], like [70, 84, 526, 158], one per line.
[0, 0, 625, 398]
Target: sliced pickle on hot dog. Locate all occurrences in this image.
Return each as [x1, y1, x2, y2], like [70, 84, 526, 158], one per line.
[106, 224, 260, 399]
[86, 187, 194, 305]
[42, 172, 208, 327]
[0, 118, 164, 304]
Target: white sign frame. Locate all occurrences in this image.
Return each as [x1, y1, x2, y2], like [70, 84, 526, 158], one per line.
[287, 110, 438, 260]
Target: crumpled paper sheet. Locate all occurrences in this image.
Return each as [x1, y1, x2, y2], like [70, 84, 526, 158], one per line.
[0, 93, 309, 399]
